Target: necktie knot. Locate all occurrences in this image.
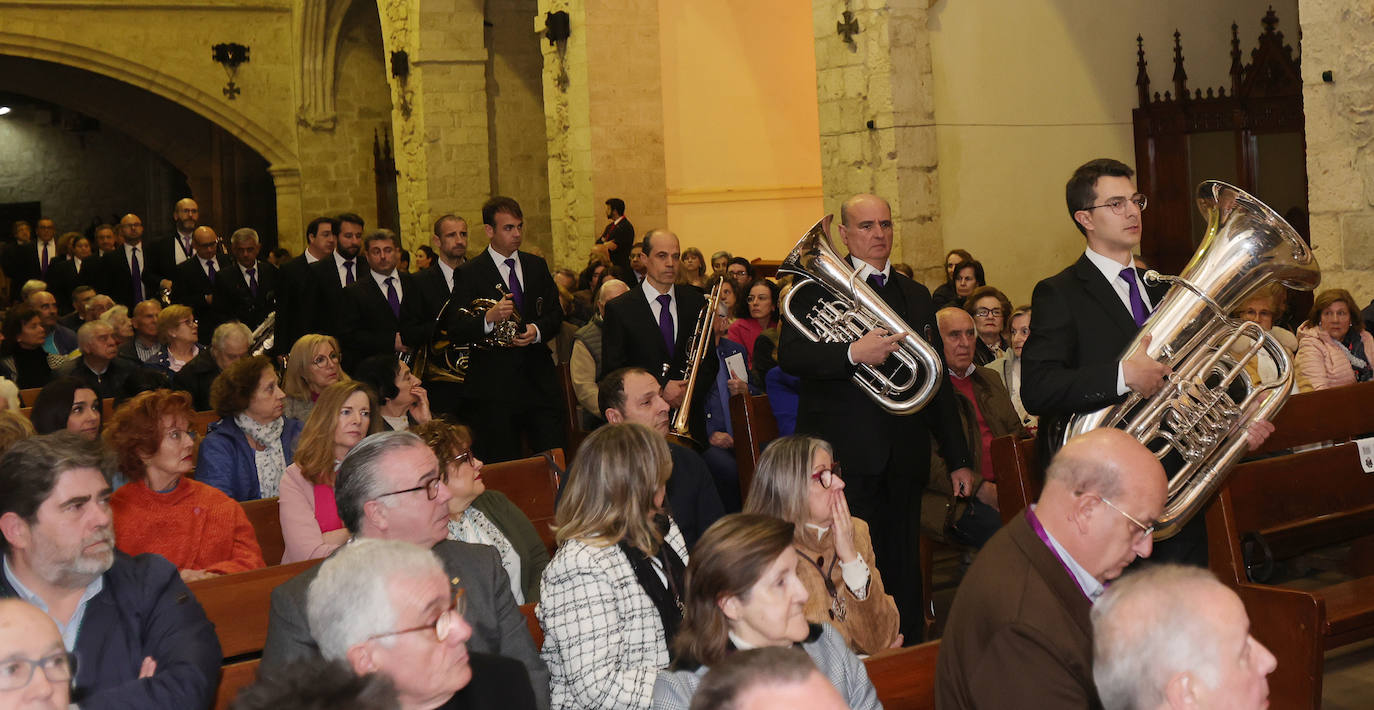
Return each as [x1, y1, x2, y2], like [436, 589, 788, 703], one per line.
[657, 294, 672, 308]
[868, 272, 886, 289]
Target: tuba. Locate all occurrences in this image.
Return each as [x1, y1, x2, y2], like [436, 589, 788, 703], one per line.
[407, 284, 524, 384]
[250, 312, 275, 356]
[665, 279, 726, 447]
[778, 215, 943, 415]
[1062, 180, 1320, 540]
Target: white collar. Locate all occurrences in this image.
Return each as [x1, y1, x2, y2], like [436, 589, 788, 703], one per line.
[488, 245, 518, 265]
[641, 277, 673, 302]
[727, 631, 760, 651]
[948, 363, 977, 378]
[1083, 246, 1136, 284]
[1031, 504, 1106, 603]
[849, 256, 891, 282]
[804, 523, 830, 542]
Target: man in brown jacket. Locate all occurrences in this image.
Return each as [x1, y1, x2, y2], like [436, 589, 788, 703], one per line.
[935, 428, 1166, 710]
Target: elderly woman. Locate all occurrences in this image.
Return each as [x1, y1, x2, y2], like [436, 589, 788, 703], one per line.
[964, 285, 1013, 366]
[107, 389, 265, 581]
[414, 419, 550, 604]
[931, 249, 973, 309]
[278, 381, 380, 563]
[1231, 283, 1299, 389]
[990, 305, 1036, 429]
[676, 247, 708, 289]
[949, 260, 986, 309]
[0, 304, 52, 387]
[727, 279, 780, 369]
[1296, 288, 1374, 391]
[282, 334, 348, 422]
[31, 377, 101, 439]
[352, 355, 432, 431]
[743, 435, 900, 655]
[197, 355, 303, 501]
[151, 304, 201, 374]
[652, 514, 880, 709]
[99, 304, 134, 345]
[538, 423, 688, 710]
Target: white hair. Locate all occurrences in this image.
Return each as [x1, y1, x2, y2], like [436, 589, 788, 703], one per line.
[0, 378, 17, 412]
[211, 322, 253, 353]
[306, 538, 445, 661]
[76, 320, 114, 351]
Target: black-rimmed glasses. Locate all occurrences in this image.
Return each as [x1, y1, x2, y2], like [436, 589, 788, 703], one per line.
[376, 469, 449, 501]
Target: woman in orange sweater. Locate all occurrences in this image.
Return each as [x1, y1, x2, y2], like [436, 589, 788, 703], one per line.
[106, 389, 265, 581]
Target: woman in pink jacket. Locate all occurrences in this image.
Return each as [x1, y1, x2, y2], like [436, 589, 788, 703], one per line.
[1295, 288, 1374, 392]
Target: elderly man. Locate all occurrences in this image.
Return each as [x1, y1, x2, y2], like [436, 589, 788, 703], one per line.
[0, 433, 221, 707]
[935, 428, 1167, 709]
[212, 227, 277, 331]
[687, 647, 848, 710]
[117, 299, 162, 365]
[569, 278, 630, 428]
[1092, 565, 1276, 710]
[26, 291, 77, 357]
[172, 321, 253, 410]
[93, 223, 119, 257]
[262, 430, 549, 708]
[170, 226, 231, 343]
[307, 539, 538, 710]
[0, 599, 71, 709]
[54, 322, 138, 400]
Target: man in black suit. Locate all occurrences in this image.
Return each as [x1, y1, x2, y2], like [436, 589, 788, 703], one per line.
[171, 226, 232, 343]
[4, 217, 61, 303]
[416, 214, 468, 320]
[93, 223, 119, 257]
[146, 197, 201, 297]
[338, 229, 428, 371]
[601, 229, 715, 442]
[594, 198, 635, 282]
[449, 196, 563, 463]
[778, 193, 973, 643]
[212, 227, 277, 332]
[101, 214, 159, 308]
[274, 216, 337, 357]
[307, 213, 365, 338]
[46, 234, 98, 315]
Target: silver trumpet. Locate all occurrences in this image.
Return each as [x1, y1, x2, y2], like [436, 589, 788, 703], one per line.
[778, 215, 943, 415]
[1062, 180, 1320, 540]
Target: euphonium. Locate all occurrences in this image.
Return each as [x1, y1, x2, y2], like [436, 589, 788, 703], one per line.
[778, 215, 943, 415]
[1062, 180, 1320, 540]
[666, 279, 726, 447]
[407, 286, 524, 384]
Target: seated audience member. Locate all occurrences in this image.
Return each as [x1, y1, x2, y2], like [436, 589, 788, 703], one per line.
[703, 311, 754, 511]
[653, 514, 880, 709]
[684, 647, 848, 710]
[198, 355, 303, 501]
[925, 307, 1028, 549]
[0, 432, 222, 706]
[892, 262, 915, 279]
[414, 419, 549, 604]
[230, 658, 397, 710]
[0, 410, 33, 455]
[352, 355, 432, 431]
[931, 249, 973, 309]
[948, 259, 985, 309]
[307, 539, 539, 710]
[935, 428, 1167, 710]
[1092, 564, 1276, 710]
[151, 304, 201, 374]
[1295, 287, 1371, 391]
[100, 304, 134, 346]
[725, 258, 754, 290]
[27, 291, 77, 359]
[261, 431, 549, 705]
[19, 280, 47, 304]
[283, 334, 349, 422]
[744, 436, 899, 655]
[676, 247, 708, 290]
[570, 278, 631, 428]
[173, 321, 253, 411]
[58, 284, 96, 331]
[107, 389, 265, 579]
[538, 423, 688, 710]
[84, 294, 115, 325]
[118, 299, 162, 364]
[989, 305, 1036, 429]
[708, 251, 732, 285]
[553, 267, 591, 327]
[1232, 283, 1298, 389]
[0, 377, 16, 411]
[600, 367, 724, 549]
[964, 286, 1012, 366]
[727, 279, 780, 371]
[0, 304, 52, 388]
[279, 381, 380, 564]
[0, 598, 72, 709]
[54, 321, 139, 400]
[30, 377, 101, 440]
[764, 365, 801, 436]
[267, 247, 293, 267]
[717, 279, 741, 331]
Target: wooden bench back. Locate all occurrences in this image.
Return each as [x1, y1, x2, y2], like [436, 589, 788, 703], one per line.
[188, 559, 320, 658]
[990, 434, 1039, 523]
[18, 387, 39, 408]
[481, 450, 565, 556]
[240, 497, 285, 566]
[214, 658, 260, 710]
[191, 410, 219, 438]
[729, 392, 778, 502]
[520, 602, 543, 649]
[863, 640, 940, 710]
[1249, 380, 1374, 455]
[556, 363, 588, 457]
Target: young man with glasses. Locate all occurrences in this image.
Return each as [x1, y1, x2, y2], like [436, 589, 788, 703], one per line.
[936, 428, 1167, 710]
[262, 430, 550, 709]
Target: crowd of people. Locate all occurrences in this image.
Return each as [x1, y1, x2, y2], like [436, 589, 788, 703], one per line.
[0, 159, 1351, 709]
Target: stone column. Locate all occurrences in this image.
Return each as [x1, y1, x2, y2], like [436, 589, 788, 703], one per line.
[269, 166, 304, 252]
[812, 0, 942, 283]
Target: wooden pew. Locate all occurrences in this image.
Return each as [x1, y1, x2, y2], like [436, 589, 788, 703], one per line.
[191, 409, 219, 438]
[18, 387, 40, 407]
[240, 497, 285, 566]
[728, 392, 778, 502]
[481, 450, 565, 557]
[863, 640, 940, 710]
[519, 602, 543, 650]
[188, 559, 321, 659]
[214, 658, 260, 710]
[990, 434, 1039, 524]
[556, 363, 589, 457]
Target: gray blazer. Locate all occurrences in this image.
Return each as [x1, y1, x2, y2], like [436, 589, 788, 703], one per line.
[650, 624, 881, 710]
[262, 538, 551, 710]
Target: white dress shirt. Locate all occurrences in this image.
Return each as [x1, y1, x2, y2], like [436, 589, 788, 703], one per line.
[1082, 247, 1155, 396]
[485, 247, 540, 342]
[846, 256, 892, 365]
[641, 277, 678, 340]
[369, 268, 403, 302]
[438, 259, 457, 292]
[333, 251, 359, 286]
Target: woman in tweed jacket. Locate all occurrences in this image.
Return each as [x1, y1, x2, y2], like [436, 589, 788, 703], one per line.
[537, 423, 690, 710]
[651, 514, 881, 709]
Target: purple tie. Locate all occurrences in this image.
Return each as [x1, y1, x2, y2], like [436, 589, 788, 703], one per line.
[868, 273, 886, 289]
[504, 258, 525, 310]
[247, 266, 258, 297]
[40, 241, 49, 276]
[1119, 267, 1149, 327]
[345, 260, 355, 286]
[206, 259, 216, 284]
[657, 294, 675, 357]
[130, 247, 144, 302]
[385, 276, 401, 317]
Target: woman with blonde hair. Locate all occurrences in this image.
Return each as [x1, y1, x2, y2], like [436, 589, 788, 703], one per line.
[151, 304, 201, 374]
[281, 333, 349, 422]
[538, 422, 688, 710]
[277, 381, 381, 563]
[744, 435, 900, 655]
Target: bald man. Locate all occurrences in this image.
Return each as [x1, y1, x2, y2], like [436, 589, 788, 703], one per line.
[170, 226, 232, 343]
[147, 198, 201, 294]
[0, 599, 71, 709]
[936, 428, 1167, 710]
[99, 214, 159, 307]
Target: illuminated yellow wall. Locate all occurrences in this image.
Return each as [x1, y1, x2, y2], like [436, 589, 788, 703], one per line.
[928, 0, 1299, 305]
[658, 0, 824, 264]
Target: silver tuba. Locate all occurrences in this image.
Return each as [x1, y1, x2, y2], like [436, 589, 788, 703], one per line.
[1062, 180, 1320, 540]
[250, 312, 275, 356]
[779, 215, 943, 414]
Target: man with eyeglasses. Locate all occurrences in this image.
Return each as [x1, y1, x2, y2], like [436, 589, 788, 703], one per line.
[306, 538, 537, 710]
[0, 599, 72, 709]
[263, 430, 549, 709]
[935, 428, 1166, 710]
[170, 225, 232, 344]
[0, 433, 221, 708]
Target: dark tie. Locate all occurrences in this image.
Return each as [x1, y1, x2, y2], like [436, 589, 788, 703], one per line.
[130, 247, 144, 302]
[867, 273, 886, 290]
[1119, 267, 1149, 327]
[504, 258, 525, 310]
[247, 266, 258, 297]
[40, 241, 49, 276]
[385, 276, 401, 318]
[657, 294, 675, 357]
[344, 260, 355, 286]
[206, 259, 217, 284]
[182, 237, 192, 260]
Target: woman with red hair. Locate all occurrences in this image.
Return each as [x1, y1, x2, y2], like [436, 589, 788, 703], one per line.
[106, 389, 265, 581]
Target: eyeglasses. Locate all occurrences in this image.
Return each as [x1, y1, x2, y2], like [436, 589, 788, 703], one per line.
[448, 451, 473, 469]
[810, 462, 843, 489]
[1082, 194, 1148, 216]
[367, 589, 467, 644]
[0, 651, 75, 691]
[311, 353, 342, 368]
[376, 469, 449, 501]
[1090, 493, 1155, 542]
[179, 318, 198, 328]
[973, 307, 1003, 318]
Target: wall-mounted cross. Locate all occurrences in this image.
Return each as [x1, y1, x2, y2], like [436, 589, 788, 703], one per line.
[837, 10, 860, 45]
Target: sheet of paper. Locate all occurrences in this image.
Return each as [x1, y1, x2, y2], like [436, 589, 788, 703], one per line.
[725, 352, 749, 382]
[1357, 436, 1374, 474]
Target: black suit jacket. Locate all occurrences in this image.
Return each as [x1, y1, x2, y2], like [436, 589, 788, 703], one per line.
[99, 245, 160, 308]
[448, 250, 562, 401]
[306, 255, 361, 338]
[145, 234, 193, 288]
[274, 254, 316, 356]
[171, 255, 233, 341]
[212, 260, 278, 331]
[46, 256, 100, 314]
[438, 653, 538, 710]
[777, 259, 970, 495]
[5, 240, 64, 301]
[599, 217, 635, 281]
[414, 261, 456, 322]
[338, 270, 428, 370]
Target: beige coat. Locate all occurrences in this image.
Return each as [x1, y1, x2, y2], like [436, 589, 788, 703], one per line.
[793, 517, 900, 655]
